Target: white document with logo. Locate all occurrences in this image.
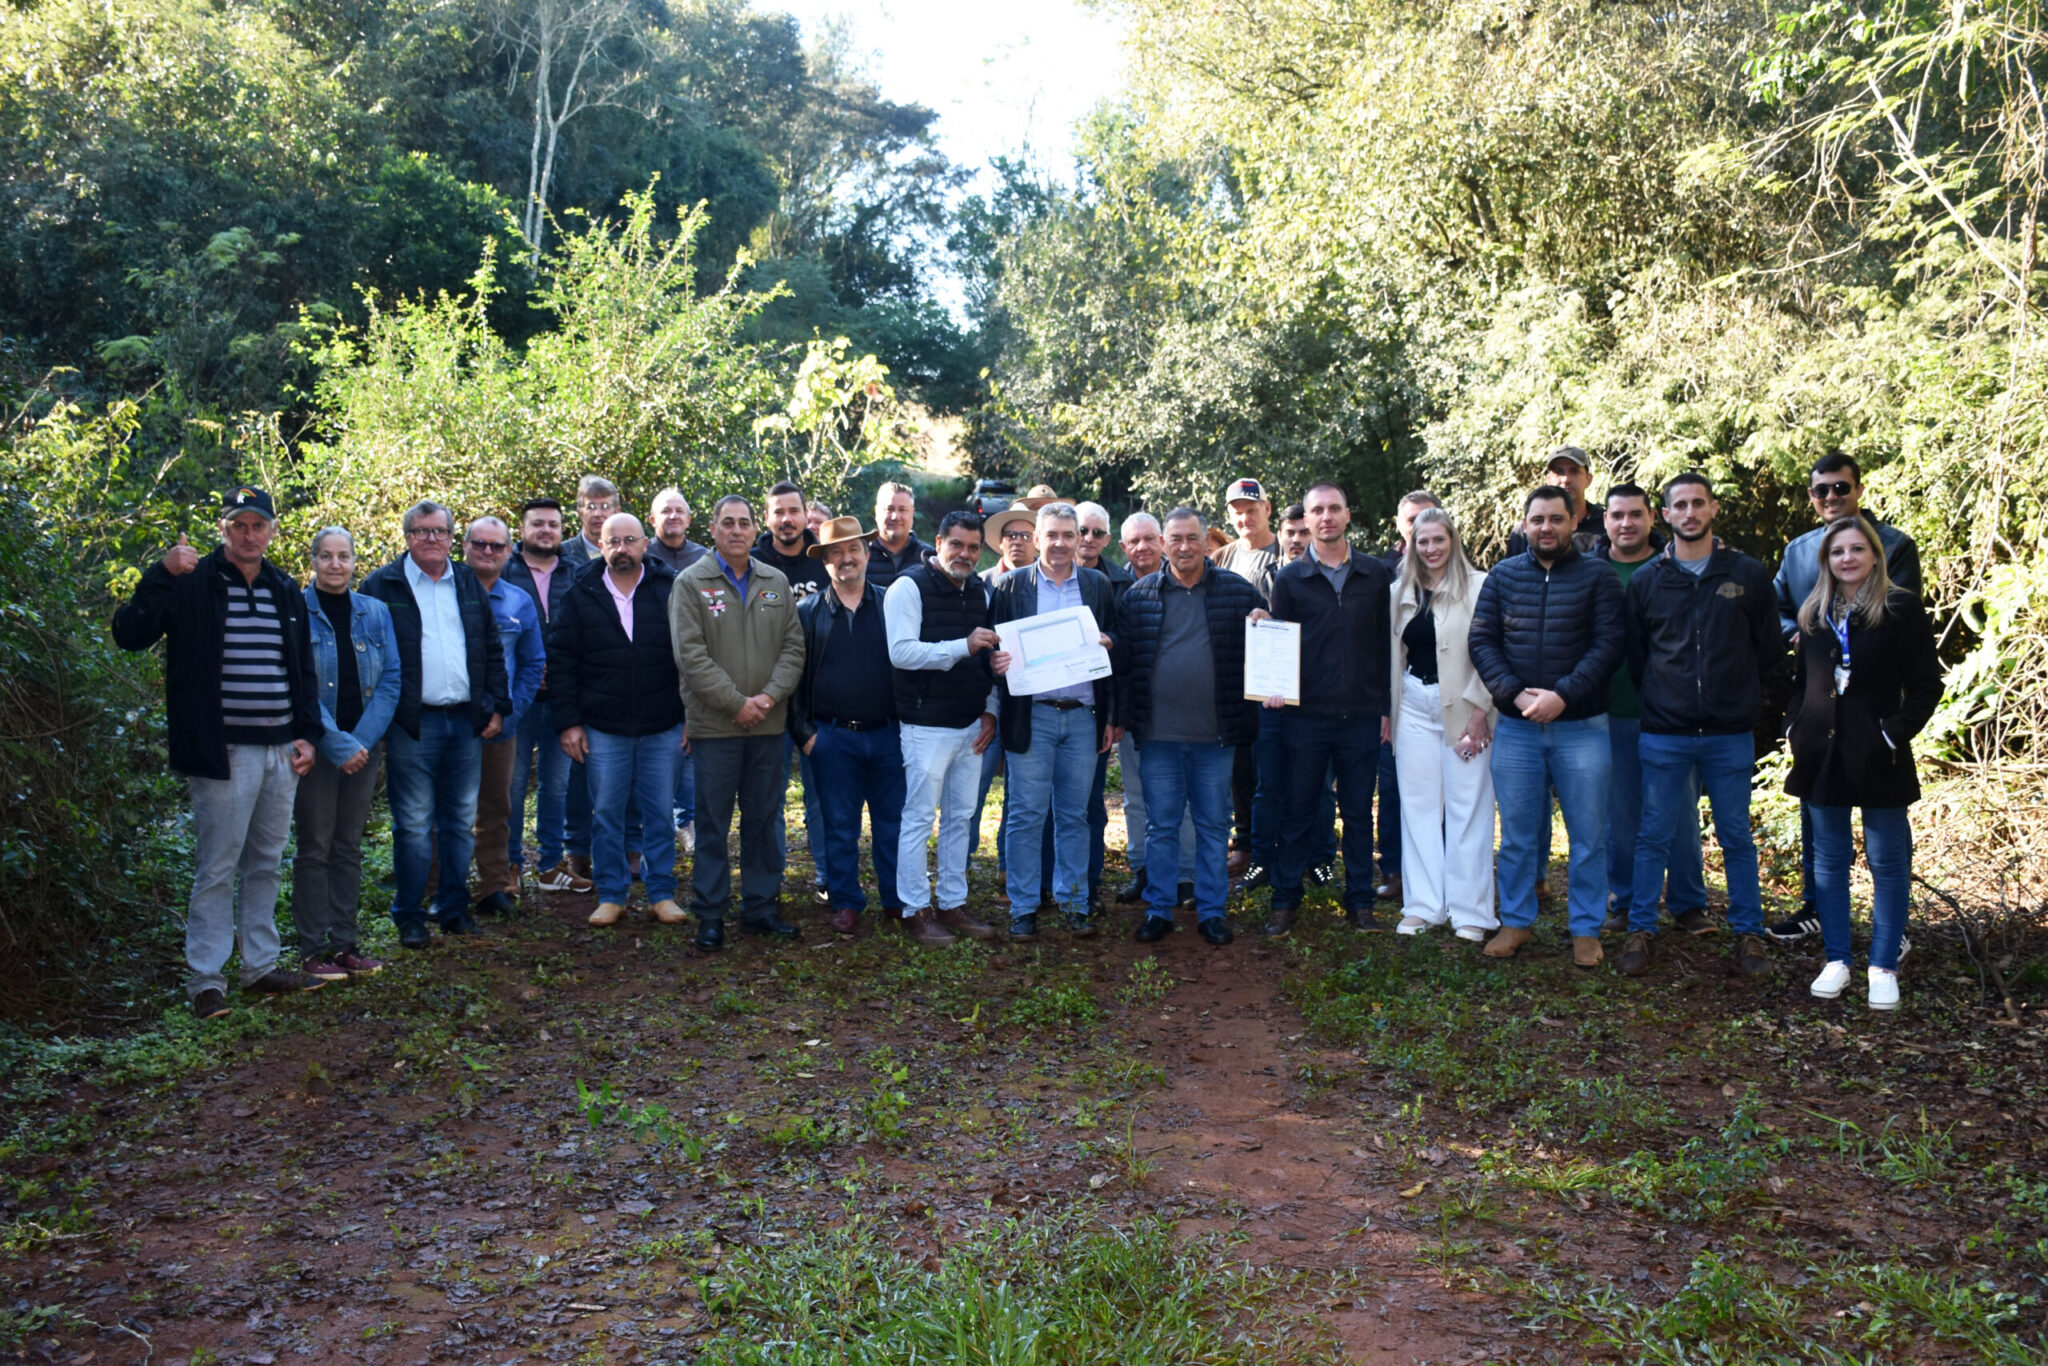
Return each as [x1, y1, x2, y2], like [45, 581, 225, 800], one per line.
[998, 604, 1113, 696]
[1244, 617, 1301, 704]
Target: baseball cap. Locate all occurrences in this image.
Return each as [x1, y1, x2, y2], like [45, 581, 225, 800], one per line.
[1546, 447, 1590, 473]
[1224, 477, 1265, 505]
[221, 485, 277, 520]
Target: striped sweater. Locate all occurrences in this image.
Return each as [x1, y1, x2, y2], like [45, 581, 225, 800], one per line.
[220, 572, 293, 743]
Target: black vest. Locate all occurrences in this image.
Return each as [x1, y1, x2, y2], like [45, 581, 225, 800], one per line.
[892, 563, 995, 729]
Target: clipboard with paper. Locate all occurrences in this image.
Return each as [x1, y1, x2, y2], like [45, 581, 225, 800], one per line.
[997, 605, 1113, 696]
[1244, 617, 1301, 704]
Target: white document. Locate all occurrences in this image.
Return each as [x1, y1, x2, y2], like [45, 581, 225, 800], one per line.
[998, 604, 1113, 696]
[1244, 617, 1301, 704]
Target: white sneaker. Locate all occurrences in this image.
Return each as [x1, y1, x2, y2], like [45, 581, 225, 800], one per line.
[1396, 915, 1432, 936]
[1810, 960, 1851, 999]
[1454, 926, 1487, 943]
[1869, 967, 1900, 1011]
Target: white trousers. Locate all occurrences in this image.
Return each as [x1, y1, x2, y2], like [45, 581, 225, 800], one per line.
[896, 722, 983, 913]
[1395, 678, 1498, 931]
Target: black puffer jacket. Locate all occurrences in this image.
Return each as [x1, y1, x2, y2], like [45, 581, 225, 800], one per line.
[111, 547, 323, 779]
[358, 554, 508, 739]
[547, 557, 684, 737]
[1785, 590, 1940, 808]
[987, 564, 1123, 753]
[1469, 546, 1625, 720]
[1120, 563, 1260, 747]
[1624, 545, 1783, 735]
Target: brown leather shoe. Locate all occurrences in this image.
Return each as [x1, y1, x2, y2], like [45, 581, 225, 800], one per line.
[1483, 926, 1533, 959]
[1262, 903, 1298, 937]
[1617, 930, 1654, 976]
[1226, 848, 1250, 879]
[1571, 935, 1604, 968]
[588, 901, 626, 926]
[649, 899, 687, 925]
[830, 907, 859, 936]
[900, 908, 957, 946]
[935, 904, 998, 941]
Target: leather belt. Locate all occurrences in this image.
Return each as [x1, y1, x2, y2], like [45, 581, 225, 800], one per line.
[1034, 699, 1090, 711]
[818, 717, 889, 732]
[421, 702, 470, 712]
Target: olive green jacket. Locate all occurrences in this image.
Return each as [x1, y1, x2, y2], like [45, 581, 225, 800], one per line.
[668, 552, 806, 739]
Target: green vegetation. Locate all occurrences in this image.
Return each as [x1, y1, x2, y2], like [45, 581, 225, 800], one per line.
[695, 1210, 1326, 1364]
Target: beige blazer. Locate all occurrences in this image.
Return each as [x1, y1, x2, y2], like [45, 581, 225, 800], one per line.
[1388, 569, 1497, 752]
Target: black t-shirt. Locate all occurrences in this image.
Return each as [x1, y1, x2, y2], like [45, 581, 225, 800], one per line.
[316, 588, 364, 733]
[811, 597, 894, 727]
[1401, 594, 1439, 686]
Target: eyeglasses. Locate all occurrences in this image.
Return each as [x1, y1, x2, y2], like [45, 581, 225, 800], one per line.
[1809, 481, 1855, 499]
[603, 535, 642, 548]
[407, 526, 453, 540]
[1078, 527, 1109, 538]
[1001, 529, 1033, 542]
[467, 538, 508, 552]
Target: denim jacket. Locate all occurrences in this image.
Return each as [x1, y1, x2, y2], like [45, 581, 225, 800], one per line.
[303, 586, 402, 765]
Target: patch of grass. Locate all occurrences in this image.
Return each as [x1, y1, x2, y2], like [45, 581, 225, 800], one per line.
[1002, 983, 1103, 1031]
[695, 1208, 1329, 1364]
[1519, 1075, 1677, 1146]
[1118, 956, 1175, 1009]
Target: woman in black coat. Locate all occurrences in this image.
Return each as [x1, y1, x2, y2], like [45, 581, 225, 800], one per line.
[1784, 516, 1941, 1011]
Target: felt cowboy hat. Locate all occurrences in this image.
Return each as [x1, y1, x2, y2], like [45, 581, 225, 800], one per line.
[805, 514, 876, 556]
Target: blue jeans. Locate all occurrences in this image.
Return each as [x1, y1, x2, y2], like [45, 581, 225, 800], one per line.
[1252, 709, 1337, 868]
[778, 730, 825, 875]
[1606, 716, 1706, 919]
[1004, 703, 1097, 917]
[1377, 738, 1401, 875]
[1811, 805, 1912, 970]
[674, 740, 696, 829]
[1273, 713, 1380, 911]
[585, 725, 681, 904]
[809, 722, 905, 915]
[387, 709, 483, 928]
[510, 698, 570, 869]
[1139, 740, 1233, 923]
[1630, 731, 1762, 936]
[1491, 714, 1609, 937]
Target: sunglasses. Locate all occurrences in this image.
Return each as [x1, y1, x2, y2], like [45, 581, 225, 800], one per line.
[1809, 481, 1855, 500]
[467, 538, 508, 552]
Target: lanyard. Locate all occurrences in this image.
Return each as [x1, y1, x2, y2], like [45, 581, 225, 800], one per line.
[1829, 607, 1853, 694]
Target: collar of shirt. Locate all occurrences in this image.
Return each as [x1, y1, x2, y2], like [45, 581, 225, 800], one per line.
[603, 566, 643, 640]
[404, 553, 455, 593]
[715, 551, 751, 596]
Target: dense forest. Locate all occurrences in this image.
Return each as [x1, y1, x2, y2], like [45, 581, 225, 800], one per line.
[4, 0, 2047, 1013]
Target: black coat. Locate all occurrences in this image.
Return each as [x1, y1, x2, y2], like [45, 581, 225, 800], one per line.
[1469, 546, 1625, 720]
[547, 558, 685, 738]
[1624, 545, 1783, 735]
[358, 554, 508, 739]
[1785, 590, 1941, 808]
[987, 564, 1123, 753]
[111, 547, 323, 779]
[1119, 563, 1259, 747]
[788, 582, 892, 746]
[1266, 549, 1394, 721]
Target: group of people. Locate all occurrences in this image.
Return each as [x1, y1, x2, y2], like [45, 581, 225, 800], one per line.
[115, 448, 1938, 1021]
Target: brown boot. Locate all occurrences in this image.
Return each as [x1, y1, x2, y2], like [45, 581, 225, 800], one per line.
[899, 908, 957, 947]
[935, 904, 998, 941]
[588, 901, 626, 926]
[1483, 926, 1533, 959]
[648, 899, 687, 925]
[1571, 935, 1604, 968]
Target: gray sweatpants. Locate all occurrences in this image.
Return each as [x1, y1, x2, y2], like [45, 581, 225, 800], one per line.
[187, 743, 298, 997]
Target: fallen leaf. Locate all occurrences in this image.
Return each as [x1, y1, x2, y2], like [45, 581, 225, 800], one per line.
[1398, 1181, 1429, 1198]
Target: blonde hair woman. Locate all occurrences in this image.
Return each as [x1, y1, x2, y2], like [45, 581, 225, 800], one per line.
[1785, 516, 1940, 1010]
[1388, 509, 1498, 940]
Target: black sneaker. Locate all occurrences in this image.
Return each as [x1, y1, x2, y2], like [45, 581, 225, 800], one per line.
[1116, 870, 1148, 904]
[1601, 908, 1629, 935]
[1198, 918, 1235, 946]
[244, 969, 326, 995]
[192, 988, 230, 1020]
[1766, 909, 1820, 942]
[1135, 916, 1174, 942]
[1309, 862, 1337, 887]
[1237, 863, 1271, 891]
[1063, 911, 1099, 938]
[1009, 913, 1039, 940]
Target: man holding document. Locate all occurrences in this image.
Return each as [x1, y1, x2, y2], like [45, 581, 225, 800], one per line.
[988, 502, 1123, 939]
[1119, 509, 1260, 945]
[1257, 481, 1394, 936]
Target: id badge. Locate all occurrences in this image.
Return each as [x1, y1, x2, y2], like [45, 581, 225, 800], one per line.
[1833, 664, 1851, 694]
